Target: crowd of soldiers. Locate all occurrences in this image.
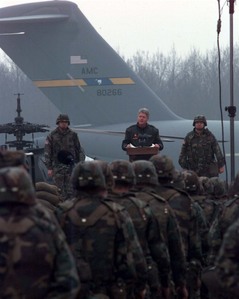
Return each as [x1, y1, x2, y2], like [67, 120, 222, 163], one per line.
[0, 149, 238, 299]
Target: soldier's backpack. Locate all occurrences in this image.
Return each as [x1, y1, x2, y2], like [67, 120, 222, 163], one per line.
[56, 196, 136, 283]
[0, 205, 57, 299]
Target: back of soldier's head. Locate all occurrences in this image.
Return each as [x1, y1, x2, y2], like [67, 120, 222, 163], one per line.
[210, 177, 226, 198]
[0, 167, 36, 205]
[94, 160, 114, 190]
[71, 161, 106, 192]
[170, 170, 185, 189]
[198, 176, 213, 195]
[132, 160, 158, 186]
[0, 150, 28, 169]
[182, 170, 201, 194]
[109, 159, 136, 187]
[149, 155, 176, 182]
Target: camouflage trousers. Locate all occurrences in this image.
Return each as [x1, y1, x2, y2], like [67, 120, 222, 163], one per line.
[52, 165, 74, 201]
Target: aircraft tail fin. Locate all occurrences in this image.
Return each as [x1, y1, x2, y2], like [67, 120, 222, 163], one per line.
[0, 1, 181, 126]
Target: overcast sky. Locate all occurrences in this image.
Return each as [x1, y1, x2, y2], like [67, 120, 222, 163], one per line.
[0, 0, 238, 58]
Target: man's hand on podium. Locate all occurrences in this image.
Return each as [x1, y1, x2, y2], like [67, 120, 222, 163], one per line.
[126, 143, 136, 148]
[153, 144, 160, 148]
[127, 143, 160, 148]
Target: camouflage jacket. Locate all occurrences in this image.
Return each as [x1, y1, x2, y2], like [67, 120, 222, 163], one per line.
[44, 127, 85, 170]
[155, 184, 203, 266]
[178, 128, 225, 176]
[109, 190, 171, 288]
[0, 202, 80, 299]
[191, 194, 222, 228]
[208, 196, 239, 265]
[55, 193, 148, 292]
[192, 201, 210, 266]
[216, 218, 239, 298]
[133, 186, 187, 288]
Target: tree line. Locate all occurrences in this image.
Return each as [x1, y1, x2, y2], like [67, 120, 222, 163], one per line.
[123, 46, 239, 121]
[0, 45, 239, 124]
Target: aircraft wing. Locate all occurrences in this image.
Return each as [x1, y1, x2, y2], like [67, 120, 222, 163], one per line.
[0, 14, 69, 24]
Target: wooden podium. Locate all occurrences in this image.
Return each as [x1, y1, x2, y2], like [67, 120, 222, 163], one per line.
[126, 146, 159, 161]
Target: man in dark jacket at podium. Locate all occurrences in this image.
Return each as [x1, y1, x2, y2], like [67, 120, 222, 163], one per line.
[122, 108, 164, 161]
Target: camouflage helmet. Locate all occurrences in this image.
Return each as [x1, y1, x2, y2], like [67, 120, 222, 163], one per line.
[149, 155, 176, 179]
[56, 114, 70, 125]
[198, 176, 213, 194]
[132, 160, 158, 186]
[109, 160, 136, 186]
[94, 160, 114, 189]
[71, 161, 106, 190]
[209, 177, 226, 197]
[193, 115, 207, 126]
[0, 150, 27, 168]
[170, 170, 185, 189]
[182, 170, 200, 192]
[0, 167, 36, 205]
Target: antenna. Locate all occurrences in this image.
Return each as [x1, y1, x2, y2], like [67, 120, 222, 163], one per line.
[225, 0, 236, 181]
[229, 0, 236, 182]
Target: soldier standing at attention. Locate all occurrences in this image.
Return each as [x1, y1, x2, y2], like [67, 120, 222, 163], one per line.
[132, 160, 188, 299]
[44, 114, 85, 200]
[109, 159, 171, 299]
[55, 161, 148, 299]
[122, 108, 164, 161]
[150, 155, 203, 299]
[0, 166, 80, 299]
[215, 218, 239, 298]
[178, 115, 225, 177]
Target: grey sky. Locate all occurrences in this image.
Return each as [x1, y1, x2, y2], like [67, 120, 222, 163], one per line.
[0, 0, 238, 58]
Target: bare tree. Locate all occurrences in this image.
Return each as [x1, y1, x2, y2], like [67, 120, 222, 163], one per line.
[126, 45, 239, 120]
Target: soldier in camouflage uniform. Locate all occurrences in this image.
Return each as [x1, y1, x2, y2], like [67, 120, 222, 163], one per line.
[181, 170, 212, 299]
[109, 159, 171, 299]
[178, 115, 225, 177]
[150, 155, 203, 299]
[182, 170, 210, 260]
[44, 114, 85, 200]
[132, 160, 188, 299]
[215, 218, 239, 298]
[197, 176, 224, 230]
[0, 149, 29, 170]
[55, 160, 148, 299]
[198, 176, 213, 196]
[206, 177, 227, 227]
[0, 150, 62, 212]
[0, 166, 80, 299]
[93, 160, 114, 190]
[203, 175, 238, 299]
[207, 173, 239, 267]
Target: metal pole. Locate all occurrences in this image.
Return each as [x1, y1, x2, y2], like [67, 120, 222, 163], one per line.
[227, 0, 236, 181]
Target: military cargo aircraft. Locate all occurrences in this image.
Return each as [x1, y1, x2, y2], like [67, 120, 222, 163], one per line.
[0, 0, 238, 183]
